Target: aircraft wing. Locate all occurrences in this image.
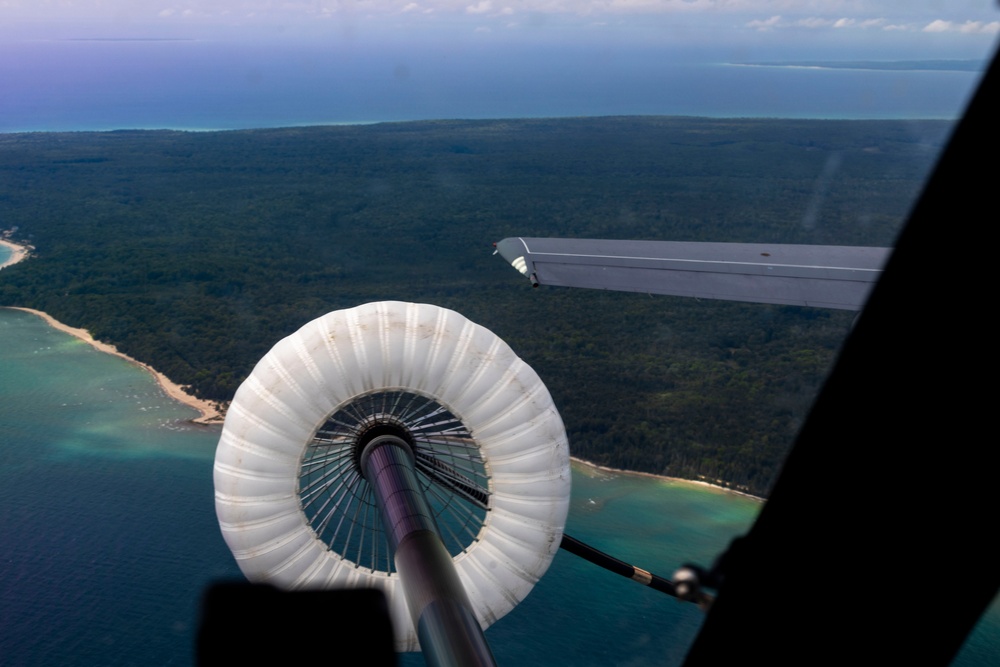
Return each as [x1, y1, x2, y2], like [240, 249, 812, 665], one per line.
[494, 237, 890, 311]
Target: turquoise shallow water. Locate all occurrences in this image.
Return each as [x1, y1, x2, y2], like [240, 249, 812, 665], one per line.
[0, 307, 995, 665]
[0, 308, 759, 665]
[1, 35, 994, 660]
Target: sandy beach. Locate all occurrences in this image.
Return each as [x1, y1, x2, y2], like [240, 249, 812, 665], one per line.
[5, 306, 225, 425]
[7, 298, 757, 490]
[570, 456, 764, 501]
[0, 238, 30, 269]
[2, 238, 223, 424]
[4, 233, 755, 488]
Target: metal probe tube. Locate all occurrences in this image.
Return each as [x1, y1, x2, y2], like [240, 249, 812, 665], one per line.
[360, 435, 498, 667]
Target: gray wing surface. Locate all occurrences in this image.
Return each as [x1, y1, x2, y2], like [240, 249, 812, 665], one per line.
[495, 237, 890, 311]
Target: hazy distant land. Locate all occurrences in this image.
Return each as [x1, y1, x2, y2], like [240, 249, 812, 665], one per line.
[738, 59, 983, 72]
[0, 116, 948, 495]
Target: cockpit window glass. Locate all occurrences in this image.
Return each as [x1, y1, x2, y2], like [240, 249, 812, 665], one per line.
[0, 2, 996, 666]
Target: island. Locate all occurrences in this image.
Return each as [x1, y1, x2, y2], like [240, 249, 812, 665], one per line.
[0, 116, 948, 496]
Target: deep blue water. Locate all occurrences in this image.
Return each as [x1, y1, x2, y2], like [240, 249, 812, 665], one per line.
[1, 39, 996, 663]
[0, 309, 237, 666]
[0, 40, 983, 132]
[1, 307, 997, 667]
[0, 308, 764, 666]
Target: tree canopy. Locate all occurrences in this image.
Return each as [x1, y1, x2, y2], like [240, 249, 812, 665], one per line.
[0, 117, 947, 495]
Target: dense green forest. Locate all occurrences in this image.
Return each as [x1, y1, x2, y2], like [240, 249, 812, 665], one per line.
[0, 117, 948, 495]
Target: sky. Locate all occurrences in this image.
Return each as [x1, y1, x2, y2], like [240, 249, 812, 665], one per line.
[2, 0, 997, 58]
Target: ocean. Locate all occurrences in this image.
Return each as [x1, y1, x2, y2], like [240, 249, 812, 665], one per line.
[1, 40, 997, 663]
[1, 292, 997, 666]
[0, 40, 985, 133]
[0, 306, 761, 666]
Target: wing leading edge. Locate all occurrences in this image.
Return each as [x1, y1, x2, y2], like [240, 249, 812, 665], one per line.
[495, 237, 890, 311]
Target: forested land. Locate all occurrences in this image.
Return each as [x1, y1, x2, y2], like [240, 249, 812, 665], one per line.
[0, 117, 948, 495]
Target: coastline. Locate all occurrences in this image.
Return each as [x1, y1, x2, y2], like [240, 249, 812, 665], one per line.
[0, 237, 30, 269]
[5, 236, 753, 487]
[2, 239, 223, 424]
[0, 304, 758, 488]
[570, 456, 764, 502]
[4, 306, 224, 426]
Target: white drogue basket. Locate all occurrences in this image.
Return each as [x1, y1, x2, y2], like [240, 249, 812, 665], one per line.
[214, 301, 571, 651]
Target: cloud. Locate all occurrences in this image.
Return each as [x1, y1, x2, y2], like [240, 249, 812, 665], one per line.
[466, 0, 492, 13]
[746, 14, 781, 31]
[747, 16, 856, 32]
[923, 19, 951, 33]
[580, 0, 719, 12]
[795, 17, 832, 28]
[157, 6, 199, 19]
[745, 13, 997, 36]
[5, 0, 1000, 33]
[606, 0, 678, 10]
[959, 20, 1000, 34]
[858, 18, 884, 29]
[979, 21, 998, 33]
[831, 17, 883, 29]
[923, 19, 1000, 34]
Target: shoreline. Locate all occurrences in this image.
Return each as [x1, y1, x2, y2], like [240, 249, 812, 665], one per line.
[3, 238, 757, 489]
[1, 301, 763, 490]
[570, 456, 764, 502]
[0, 237, 30, 269]
[5, 306, 224, 426]
[3, 237, 224, 424]
[0, 303, 758, 489]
